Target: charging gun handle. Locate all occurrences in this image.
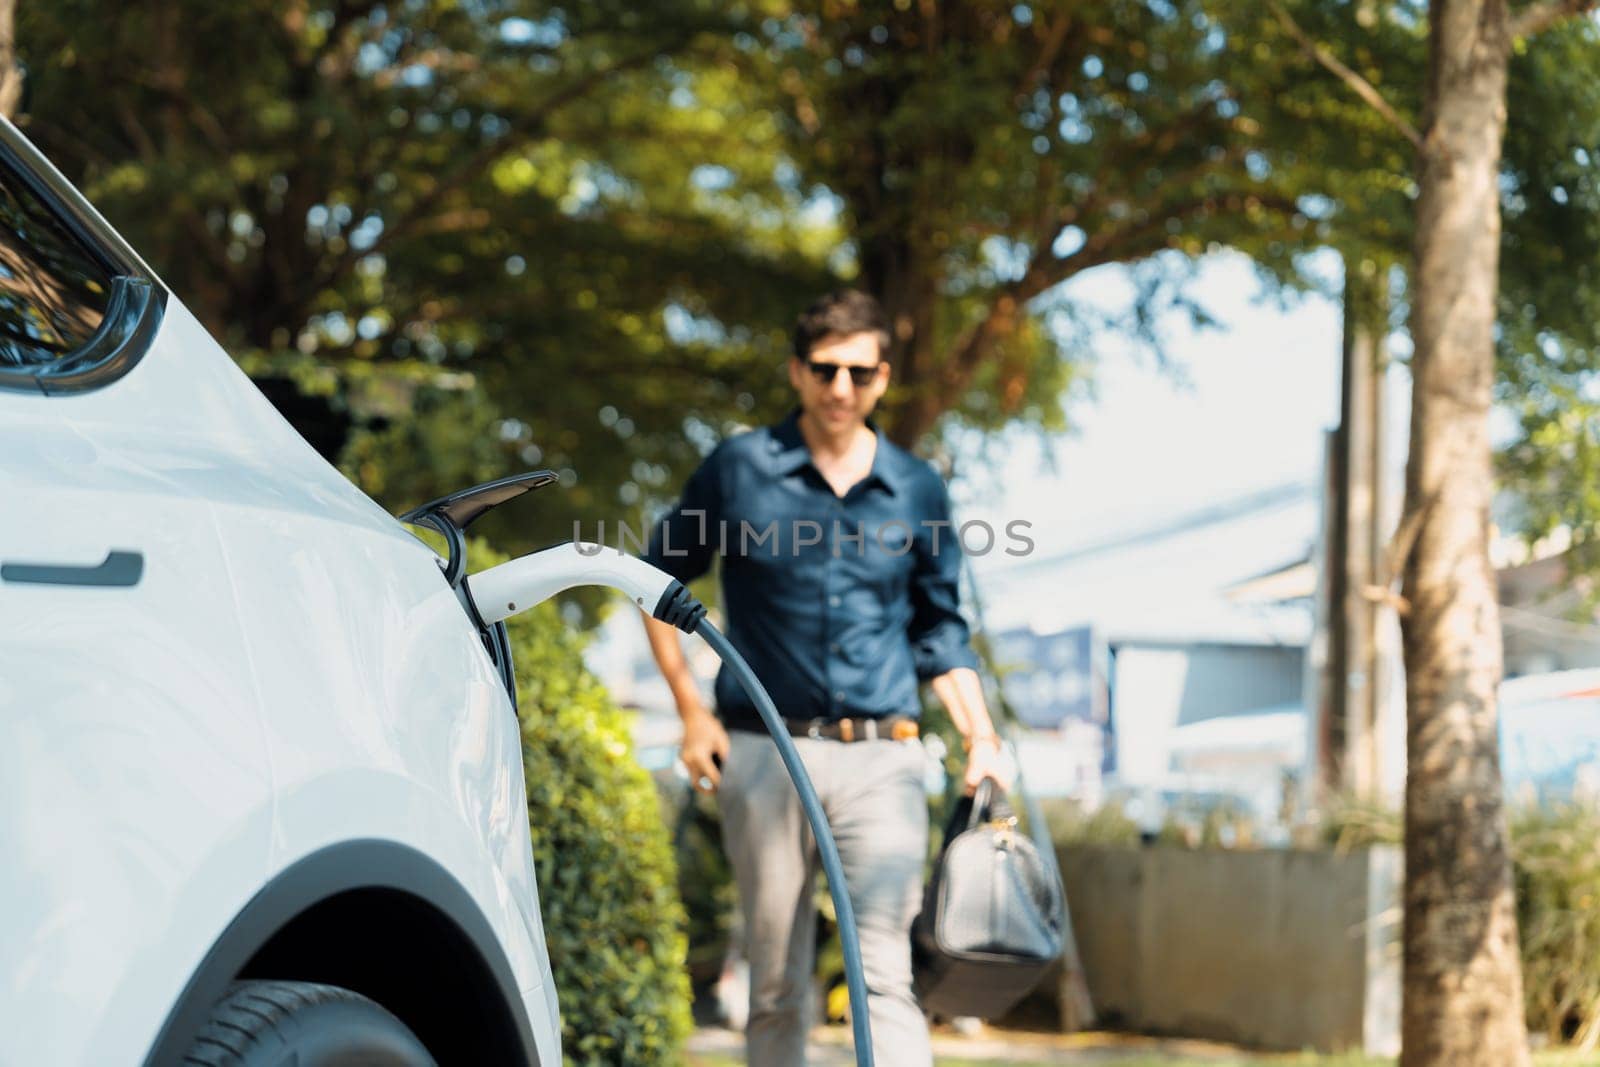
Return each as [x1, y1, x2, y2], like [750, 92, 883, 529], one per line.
[469, 542, 687, 625]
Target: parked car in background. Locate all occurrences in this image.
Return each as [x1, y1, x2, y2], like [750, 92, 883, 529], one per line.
[0, 117, 560, 1064]
[1499, 667, 1600, 804]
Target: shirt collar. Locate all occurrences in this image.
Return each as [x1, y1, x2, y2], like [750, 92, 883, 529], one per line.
[769, 407, 903, 497]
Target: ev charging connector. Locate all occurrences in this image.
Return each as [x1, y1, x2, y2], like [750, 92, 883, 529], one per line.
[468, 541, 705, 633]
[401, 474, 876, 1067]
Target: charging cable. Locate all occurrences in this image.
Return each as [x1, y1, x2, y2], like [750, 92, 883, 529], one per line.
[692, 619, 874, 1065]
[469, 543, 876, 1066]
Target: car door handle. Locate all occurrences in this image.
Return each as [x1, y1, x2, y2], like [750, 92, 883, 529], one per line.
[1, 549, 144, 587]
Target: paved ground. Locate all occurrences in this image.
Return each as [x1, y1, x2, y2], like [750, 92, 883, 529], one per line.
[687, 1025, 1600, 1065]
[686, 1024, 1301, 1065]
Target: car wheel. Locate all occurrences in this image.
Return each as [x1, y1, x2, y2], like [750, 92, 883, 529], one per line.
[182, 979, 437, 1066]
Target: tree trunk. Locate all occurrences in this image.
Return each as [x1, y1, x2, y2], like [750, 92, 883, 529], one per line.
[1400, 2, 1527, 1065]
[863, 234, 944, 450]
[879, 284, 1024, 450]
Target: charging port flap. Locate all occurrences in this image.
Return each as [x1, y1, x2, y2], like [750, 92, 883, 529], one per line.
[398, 470, 559, 713]
[399, 470, 559, 531]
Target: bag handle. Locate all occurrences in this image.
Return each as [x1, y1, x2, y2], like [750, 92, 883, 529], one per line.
[967, 776, 1017, 831]
[968, 778, 996, 830]
[938, 778, 1003, 850]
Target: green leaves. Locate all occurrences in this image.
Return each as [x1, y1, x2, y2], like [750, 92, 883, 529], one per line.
[1512, 802, 1600, 1045]
[21, 0, 1600, 564]
[18, 0, 825, 557]
[1495, 18, 1600, 574]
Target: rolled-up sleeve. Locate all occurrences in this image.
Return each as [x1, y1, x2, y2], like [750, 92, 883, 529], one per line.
[642, 452, 722, 586]
[907, 477, 980, 680]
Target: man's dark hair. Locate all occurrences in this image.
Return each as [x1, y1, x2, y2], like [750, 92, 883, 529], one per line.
[792, 289, 892, 364]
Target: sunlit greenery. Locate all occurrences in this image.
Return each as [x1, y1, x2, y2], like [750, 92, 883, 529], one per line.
[18, 3, 1600, 572]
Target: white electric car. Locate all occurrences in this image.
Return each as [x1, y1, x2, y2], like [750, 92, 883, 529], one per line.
[0, 119, 564, 1064]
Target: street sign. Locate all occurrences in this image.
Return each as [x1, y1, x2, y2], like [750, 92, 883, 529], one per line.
[994, 625, 1114, 776]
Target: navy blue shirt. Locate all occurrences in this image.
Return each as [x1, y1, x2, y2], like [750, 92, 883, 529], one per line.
[643, 409, 978, 728]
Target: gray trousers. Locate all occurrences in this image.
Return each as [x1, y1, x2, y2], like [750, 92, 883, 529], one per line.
[719, 730, 932, 1067]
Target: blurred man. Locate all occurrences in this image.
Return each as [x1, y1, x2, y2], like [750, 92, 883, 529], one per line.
[641, 289, 1007, 1067]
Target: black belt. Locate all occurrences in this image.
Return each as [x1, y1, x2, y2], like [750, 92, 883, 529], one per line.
[728, 715, 920, 743]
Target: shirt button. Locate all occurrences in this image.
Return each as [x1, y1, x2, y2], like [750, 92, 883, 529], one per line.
[830, 642, 841, 653]
[833, 690, 845, 702]
[829, 595, 842, 607]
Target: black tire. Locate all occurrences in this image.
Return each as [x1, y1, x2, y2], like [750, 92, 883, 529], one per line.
[182, 980, 437, 1067]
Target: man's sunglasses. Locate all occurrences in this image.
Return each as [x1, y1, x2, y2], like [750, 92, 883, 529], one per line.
[805, 359, 882, 387]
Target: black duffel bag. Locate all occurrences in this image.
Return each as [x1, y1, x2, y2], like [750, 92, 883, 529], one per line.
[911, 778, 1065, 1020]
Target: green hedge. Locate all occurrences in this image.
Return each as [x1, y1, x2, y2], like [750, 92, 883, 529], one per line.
[481, 542, 690, 1065]
[1512, 803, 1600, 1047]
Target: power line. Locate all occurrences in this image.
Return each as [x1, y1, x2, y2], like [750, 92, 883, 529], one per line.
[1500, 603, 1600, 639]
[989, 479, 1316, 575]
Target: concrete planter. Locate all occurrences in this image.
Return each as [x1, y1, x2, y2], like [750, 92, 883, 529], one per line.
[1057, 844, 1401, 1055]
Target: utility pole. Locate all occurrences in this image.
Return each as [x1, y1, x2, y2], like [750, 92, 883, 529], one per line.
[1316, 256, 1391, 797]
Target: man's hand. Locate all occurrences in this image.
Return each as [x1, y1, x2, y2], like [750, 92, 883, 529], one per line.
[930, 668, 1012, 794]
[681, 708, 731, 793]
[642, 613, 728, 793]
[962, 735, 1013, 795]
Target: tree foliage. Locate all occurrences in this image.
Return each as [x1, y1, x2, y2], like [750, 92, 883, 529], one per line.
[17, 0, 827, 553]
[15, 1, 1381, 508]
[743, 1, 1339, 445]
[17, 2, 1600, 550]
[1212, 4, 1600, 578]
[1496, 16, 1600, 580]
